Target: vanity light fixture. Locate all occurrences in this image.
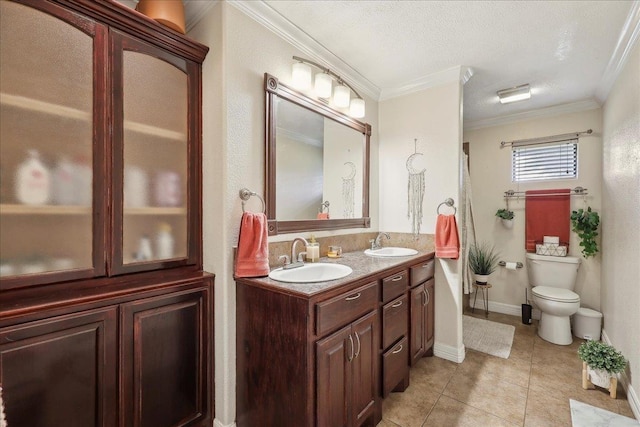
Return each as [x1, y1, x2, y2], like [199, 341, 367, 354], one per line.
[291, 56, 366, 118]
[497, 84, 531, 104]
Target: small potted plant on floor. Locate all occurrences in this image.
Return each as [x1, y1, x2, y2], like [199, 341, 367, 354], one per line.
[468, 242, 500, 285]
[578, 340, 626, 398]
[495, 208, 515, 229]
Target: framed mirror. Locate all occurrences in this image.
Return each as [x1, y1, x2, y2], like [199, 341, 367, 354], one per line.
[264, 73, 371, 235]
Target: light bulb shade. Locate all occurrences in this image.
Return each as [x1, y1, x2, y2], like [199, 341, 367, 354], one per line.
[314, 72, 333, 99]
[136, 0, 186, 33]
[333, 84, 350, 108]
[497, 84, 531, 104]
[291, 62, 312, 90]
[349, 98, 365, 118]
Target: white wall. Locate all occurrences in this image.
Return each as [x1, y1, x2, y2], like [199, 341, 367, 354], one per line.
[464, 109, 603, 312]
[379, 81, 464, 361]
[601, 39, 640, 418]
[190, 3, 379, 425]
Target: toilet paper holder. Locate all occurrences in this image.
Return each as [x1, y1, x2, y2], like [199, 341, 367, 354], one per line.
[499, 261, 523, 269]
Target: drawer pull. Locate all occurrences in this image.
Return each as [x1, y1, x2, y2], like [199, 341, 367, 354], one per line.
[392, 344, 403, 354]
[345, 293, 361, 301]
[391, 300, 403, 308]
[348, 334, 355, 362]
[354, 332, 361, 358]
[391, 275, 404, 282]
[422, 263, 431, 268]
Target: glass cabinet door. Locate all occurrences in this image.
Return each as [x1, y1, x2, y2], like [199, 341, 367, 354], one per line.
[0, 0, 106, 289]
[111, 31, 196, 275]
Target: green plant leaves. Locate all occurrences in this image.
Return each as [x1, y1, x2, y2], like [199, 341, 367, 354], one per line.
[578, 340, 626, 374]
[495, 208, 514, 220]
[468, 242, 500, 275]
[570, 207, 600, 258]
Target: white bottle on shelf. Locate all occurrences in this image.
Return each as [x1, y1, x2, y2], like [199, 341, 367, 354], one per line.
[52, 156, 76, 205]
[136, 235, 153, 261]
[15, 149, 51, 205]
[156, 222, 174, 259]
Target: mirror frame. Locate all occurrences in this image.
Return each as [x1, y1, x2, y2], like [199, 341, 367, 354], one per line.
[264, 73, 371, 235]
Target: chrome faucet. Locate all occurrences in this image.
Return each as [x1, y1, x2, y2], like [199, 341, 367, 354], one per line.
[281, 237, 308, 269]
[370, 232, 390, 250]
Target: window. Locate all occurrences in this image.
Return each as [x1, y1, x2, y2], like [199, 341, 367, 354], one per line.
[512, 139, 577, 182]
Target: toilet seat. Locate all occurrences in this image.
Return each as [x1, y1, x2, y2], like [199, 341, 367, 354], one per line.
[532, 286, 579, 303]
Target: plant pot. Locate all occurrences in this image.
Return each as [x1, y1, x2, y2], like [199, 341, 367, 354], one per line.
[587, 366, 612, 388]
[474, 273, 490, 285]
[501, 218, 514, 229]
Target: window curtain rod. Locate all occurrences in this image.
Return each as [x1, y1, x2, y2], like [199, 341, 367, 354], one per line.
[504, 186, 588, 199]
[500, 129, 592, 148]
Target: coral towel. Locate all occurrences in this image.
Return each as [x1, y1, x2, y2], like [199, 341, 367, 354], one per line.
[436, 214, 460, 259]
[234, 212, 270, 278]
[525, 189, 570, 252]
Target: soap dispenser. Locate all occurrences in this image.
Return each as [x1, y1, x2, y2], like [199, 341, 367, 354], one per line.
[306, 235, 319, 263]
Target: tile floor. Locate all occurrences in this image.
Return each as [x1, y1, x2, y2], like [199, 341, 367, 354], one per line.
[378, 310, 636, 427]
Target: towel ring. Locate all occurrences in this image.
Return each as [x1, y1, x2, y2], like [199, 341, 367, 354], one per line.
[239, 188, 266, 213]
[437, 198, 456, 215]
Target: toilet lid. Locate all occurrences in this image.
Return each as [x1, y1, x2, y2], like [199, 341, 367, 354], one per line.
[532, 286, 580, 303]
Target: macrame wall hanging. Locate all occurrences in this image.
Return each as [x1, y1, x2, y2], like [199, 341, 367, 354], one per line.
[406, 138, 426, 239]
[342, 161, 356, 218]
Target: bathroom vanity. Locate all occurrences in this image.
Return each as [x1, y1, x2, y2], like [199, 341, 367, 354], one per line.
[235, 250, 435, 427]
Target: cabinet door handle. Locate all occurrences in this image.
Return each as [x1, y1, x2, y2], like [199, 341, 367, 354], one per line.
[391, 300, 403, 308]
[422, 289, 427, 306]
[348, 334, 355, 362]
[354, 331, 361, 358]
[345, 292, 361, 301]
[426, 289, 430, 305]
[392, 344, 403, 354]
[391, 275, 403, 282]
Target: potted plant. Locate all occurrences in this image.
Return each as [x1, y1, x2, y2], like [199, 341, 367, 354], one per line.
[495, 208, 515, 229]
[578, 340, 626, 398]
[571, 207, 600, 258]
[468, 242, 500, 285]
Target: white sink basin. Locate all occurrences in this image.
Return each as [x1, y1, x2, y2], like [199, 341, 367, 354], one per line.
[364, 247, 418, 257]
[269, 263, 353, 283]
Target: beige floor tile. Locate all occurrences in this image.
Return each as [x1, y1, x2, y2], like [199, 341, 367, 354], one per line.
[382, 379, 440, 427]
[410, 354, 458, 393]
[423, 395, 518, 427]
[525, 386, 572, 427]
[529, 364, 582, 400]
[376, 419, 401, 427]
[443, 369, 527, 424]
[457, 349, 530, 388]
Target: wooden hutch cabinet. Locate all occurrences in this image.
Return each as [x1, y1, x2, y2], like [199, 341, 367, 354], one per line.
[0, 1, 211, 426]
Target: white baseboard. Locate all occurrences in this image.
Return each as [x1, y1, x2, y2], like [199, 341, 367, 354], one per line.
[470, 299, 541, 320]
[214, 419, 236, 427]
[434, 341, 466, 363]
[601, 330, 640, 421]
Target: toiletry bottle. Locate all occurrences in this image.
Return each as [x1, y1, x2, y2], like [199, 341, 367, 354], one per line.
[52, 156, 76, 205]
[136, 235, 153, 261]
[306, 235, 319, 263]
[15, 149, 51, 205]
[156, 222, 174, 259]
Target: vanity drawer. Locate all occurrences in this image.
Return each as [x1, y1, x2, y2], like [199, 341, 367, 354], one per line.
[382, 294, 408, 349]
[382, 336, 409, 397]
[381, 270, 408, 303]
[410, 259, 434, 287]
[316, 281, 378, 336]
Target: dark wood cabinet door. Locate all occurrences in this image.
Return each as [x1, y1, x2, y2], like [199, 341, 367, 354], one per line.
[317, 324, 351, 427]
[120, 287, 209, 427]
[425, 279, 435, 351]
[350, 310, 378, 427]
[409, 283, 426, 365]
[0, 307, 117, 427]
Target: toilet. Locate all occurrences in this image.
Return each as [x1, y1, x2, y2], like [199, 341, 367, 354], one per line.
[526, 253, 581, 345]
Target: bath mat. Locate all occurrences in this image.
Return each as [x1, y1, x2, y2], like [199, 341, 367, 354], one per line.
[570, 399, 637, 426]
[463, 315, 515, 359]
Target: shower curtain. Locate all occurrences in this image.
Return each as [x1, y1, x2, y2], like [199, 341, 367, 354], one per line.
[460, 154, 477, 295]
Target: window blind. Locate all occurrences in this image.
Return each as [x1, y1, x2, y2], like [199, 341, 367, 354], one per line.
[512, 139, 577, 182]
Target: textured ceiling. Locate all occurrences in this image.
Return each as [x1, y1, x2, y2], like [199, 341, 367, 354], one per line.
[261, 0, 635, 126]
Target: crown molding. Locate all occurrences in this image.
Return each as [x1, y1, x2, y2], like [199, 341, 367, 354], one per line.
[380, 65, 473, 101]
[464, 99, 601, 131]
[595, 1, 640, 102]
[228, 0, 380, 101]
[185, 0, 218, 32]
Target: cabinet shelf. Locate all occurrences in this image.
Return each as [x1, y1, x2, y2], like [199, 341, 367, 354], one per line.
[1, 93, 186, 141]
[0, 204, 186, 216]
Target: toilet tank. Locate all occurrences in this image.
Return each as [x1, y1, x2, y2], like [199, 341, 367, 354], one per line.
[526, 253, 581, 289]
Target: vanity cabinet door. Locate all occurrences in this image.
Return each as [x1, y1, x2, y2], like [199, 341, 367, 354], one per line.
[410, 283, 427, 365]
[110, 30, 200, 276]
[316, 310, 378, 427]
[0, 306, 118, 427]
